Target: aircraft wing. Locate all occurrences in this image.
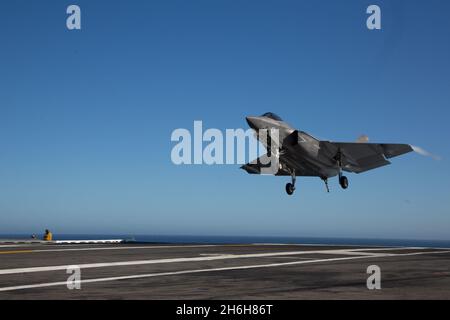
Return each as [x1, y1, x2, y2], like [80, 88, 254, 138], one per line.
[319, 142, 413, 174]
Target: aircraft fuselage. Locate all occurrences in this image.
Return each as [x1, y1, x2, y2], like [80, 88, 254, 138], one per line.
[246, 115, 340, 178]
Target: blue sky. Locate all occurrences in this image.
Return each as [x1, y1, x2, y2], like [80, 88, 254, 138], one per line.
[0, 0, 449, 239]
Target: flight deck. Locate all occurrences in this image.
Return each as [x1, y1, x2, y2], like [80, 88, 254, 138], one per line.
[0, 243, 449, 299]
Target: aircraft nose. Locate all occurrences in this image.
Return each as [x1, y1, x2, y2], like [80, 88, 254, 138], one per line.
[246, 116, 259, 129]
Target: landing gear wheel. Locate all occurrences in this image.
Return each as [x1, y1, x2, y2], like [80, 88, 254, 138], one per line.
[286, 183, 295, 195]
[339, 176, 349, 189]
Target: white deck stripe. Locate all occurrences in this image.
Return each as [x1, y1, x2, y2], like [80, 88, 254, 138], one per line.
[29, 244, 218, 253]
[0, 244, 412, 254]
[0, 244, 220, 251]
[28, 247, 381, 254]
[348, 247, 426, 251]
[1, 250, 449, 292]
[0, 243, 291, 252]
[54, 240, 124, 244]
[2, 243, 449, 251]
[2, 249, 448, 276]
[0, 249, 385, 275]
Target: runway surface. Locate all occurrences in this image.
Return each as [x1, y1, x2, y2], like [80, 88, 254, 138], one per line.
[0, 243, 449, 299]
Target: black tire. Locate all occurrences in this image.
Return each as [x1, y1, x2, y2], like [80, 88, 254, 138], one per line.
[339, 176, 349, 189]
[285, 183, 295, 195]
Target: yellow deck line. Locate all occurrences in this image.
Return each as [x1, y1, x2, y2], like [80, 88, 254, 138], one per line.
[0, 250, 34, 255]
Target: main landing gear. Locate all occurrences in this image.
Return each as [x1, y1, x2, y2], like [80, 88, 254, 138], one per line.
[283, 156, 349, 195]
[320, 175, 347, 193]
[336, 149, 349, 190]
[339, 174, 349, 189]
[285, 170, 296, 195]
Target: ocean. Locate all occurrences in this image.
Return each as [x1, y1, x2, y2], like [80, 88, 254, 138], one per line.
[1, 234, 450, 248]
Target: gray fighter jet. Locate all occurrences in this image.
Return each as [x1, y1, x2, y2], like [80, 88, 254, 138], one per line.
[242, 112, 413, 195]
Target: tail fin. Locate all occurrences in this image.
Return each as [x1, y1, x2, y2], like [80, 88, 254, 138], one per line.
[356, 135, 369, 143]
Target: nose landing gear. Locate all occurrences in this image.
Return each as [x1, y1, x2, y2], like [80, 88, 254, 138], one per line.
[321, 177, 330, 193]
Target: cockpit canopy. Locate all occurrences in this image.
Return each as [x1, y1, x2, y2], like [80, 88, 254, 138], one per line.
[262, 112, 283, 121]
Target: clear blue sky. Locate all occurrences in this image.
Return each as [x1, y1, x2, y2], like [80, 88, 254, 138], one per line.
[0, 0, 449, 239]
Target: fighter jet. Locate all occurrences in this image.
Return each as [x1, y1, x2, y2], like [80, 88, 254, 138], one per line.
[242, 112, 413, 195]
